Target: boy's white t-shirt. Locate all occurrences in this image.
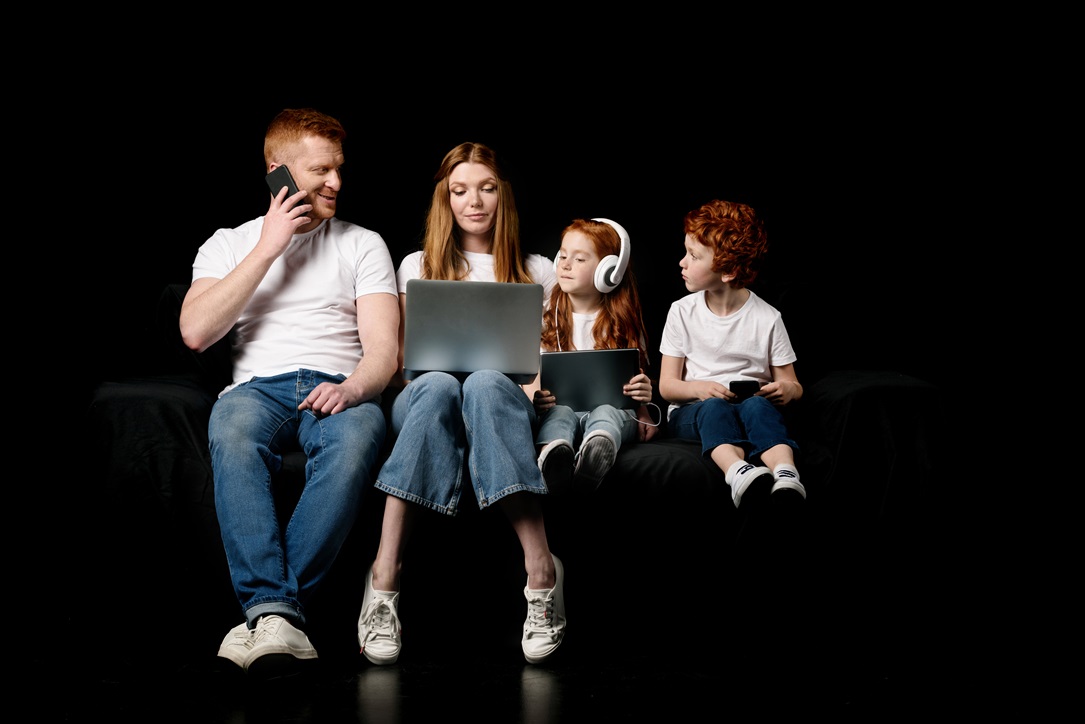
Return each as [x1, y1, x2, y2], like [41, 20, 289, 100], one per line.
[192, 217, 398, 396]
[659, 290, 796, 420]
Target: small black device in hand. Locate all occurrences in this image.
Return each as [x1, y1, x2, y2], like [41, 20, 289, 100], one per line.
[729, 380, 761, 401]
[265, 165, 304, 210]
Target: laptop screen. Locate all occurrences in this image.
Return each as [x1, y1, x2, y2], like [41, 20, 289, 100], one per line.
[402, 279, 543, 384]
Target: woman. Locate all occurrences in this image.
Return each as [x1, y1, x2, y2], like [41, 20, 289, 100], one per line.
[357, 142, 565, 666]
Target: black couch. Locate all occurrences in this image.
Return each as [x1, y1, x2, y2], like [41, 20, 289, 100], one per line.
[82, 281, 947, 672]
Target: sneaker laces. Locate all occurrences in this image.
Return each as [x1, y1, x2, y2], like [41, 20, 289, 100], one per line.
[360, 597, 401, 648]
[524, 591, 558, 642]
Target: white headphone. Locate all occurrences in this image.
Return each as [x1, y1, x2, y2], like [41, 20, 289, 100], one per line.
[552, 217, 631, 294]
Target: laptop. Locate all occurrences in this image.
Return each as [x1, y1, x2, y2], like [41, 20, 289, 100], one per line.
[539, 348, 641, 411]
[403, 279, 543, 384]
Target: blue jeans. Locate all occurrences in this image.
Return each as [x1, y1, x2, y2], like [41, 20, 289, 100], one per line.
[375, 369, 547, 516]
[668, 396, 798, 462]
[209, 369, 386, 627]
[535, 404, 638, 450]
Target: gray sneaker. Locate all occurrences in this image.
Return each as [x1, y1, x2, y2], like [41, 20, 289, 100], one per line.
[573, 430, 617, 489]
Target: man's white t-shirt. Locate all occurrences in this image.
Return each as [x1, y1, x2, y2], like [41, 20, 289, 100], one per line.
[192, 217, 398, 395]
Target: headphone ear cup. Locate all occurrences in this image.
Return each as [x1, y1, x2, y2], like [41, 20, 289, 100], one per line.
[594, 254, 620, 293]
[590, 217, 630, 294]
[553, 253, 560, 276]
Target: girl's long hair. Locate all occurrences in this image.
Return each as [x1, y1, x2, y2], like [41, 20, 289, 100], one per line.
[542, 219, 651, 372]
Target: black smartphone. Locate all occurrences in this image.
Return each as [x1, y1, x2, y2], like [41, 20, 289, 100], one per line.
[730, 380, 761, 400]
[265, 165, 304, 210]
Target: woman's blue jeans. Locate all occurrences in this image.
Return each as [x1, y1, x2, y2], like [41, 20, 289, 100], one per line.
[667, 395, 798, 462]
[375, 369, 547, 516]
[208, 369, 387, 627]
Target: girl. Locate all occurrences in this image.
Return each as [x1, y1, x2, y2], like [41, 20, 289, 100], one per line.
[528, 218, 658, 492]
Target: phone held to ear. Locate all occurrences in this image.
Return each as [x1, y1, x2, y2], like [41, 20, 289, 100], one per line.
[265, 165, 305, 211]
[729, 380, 762, 401]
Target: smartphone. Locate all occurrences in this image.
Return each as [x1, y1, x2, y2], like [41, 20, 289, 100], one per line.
[729, 380, 762, 400]
[265, 165, 304, 210]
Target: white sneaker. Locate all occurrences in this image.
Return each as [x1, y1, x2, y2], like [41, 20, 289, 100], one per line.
[246, 614, 318, 668]
[217, 622, 254, 669]
[358, 567, 402, 665]
[522, 554, 566, 664]
[728, 461, 774, 508]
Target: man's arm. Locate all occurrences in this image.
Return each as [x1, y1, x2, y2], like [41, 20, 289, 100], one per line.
[297, 291, 400, 416]
[179, 191, 309, 352]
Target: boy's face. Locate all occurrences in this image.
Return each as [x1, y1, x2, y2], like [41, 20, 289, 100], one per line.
[283, 135, 345, 226]
[679, 234, 727, 292]
[554, 230, 602, 296]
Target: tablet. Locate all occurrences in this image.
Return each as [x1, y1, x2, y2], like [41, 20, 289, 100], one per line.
[539, 348, 640, 411]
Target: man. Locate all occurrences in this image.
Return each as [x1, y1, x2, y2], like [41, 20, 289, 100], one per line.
[179, 108, 399, 673]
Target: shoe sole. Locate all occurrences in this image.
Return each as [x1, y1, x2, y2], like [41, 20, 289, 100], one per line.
[246, 652, 317, 680]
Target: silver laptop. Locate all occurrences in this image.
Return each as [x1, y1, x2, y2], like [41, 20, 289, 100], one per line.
[539, 348, 641, 411]
[403, 279, 543, 384]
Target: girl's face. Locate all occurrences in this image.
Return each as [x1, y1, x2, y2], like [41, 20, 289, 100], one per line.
[678, 234, 726, 293]
[554, 230, 602, 295]
[448, 162, 498, 238]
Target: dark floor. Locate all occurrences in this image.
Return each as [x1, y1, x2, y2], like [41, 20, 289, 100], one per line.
[63, 600, 999, 723]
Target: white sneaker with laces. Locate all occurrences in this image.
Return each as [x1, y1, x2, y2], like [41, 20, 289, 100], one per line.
[217, 621, 254, 669]
[358, 567, 402, 665]
[522, 554, 566, 664]
[246, 614, 318, 668]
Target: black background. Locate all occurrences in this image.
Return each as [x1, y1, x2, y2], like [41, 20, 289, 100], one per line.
[81, 59, 955, 400]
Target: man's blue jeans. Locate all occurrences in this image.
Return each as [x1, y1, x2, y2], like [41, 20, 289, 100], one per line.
[209, 369, 386, 627]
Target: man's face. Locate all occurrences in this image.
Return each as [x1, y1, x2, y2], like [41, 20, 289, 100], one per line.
[287, 135, 345, 225]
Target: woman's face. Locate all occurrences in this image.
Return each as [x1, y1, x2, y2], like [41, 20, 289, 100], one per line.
[448, 162, 498, 237]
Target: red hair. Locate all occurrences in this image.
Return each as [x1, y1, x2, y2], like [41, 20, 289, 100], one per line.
[683, 199, 768, 289]
[542, 219, 651, 372]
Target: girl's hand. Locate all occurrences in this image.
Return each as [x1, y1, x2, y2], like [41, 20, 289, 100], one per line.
[624, 373, 654, 404]
[533, 388, 556, 414]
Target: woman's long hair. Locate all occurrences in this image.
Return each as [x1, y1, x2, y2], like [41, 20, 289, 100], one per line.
[542, 219, 651, 372]
[418, 142, 535, 284]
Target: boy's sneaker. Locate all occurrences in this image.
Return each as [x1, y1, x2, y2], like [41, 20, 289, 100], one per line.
[538, 439, 574, 493]
[246, 614, 318, 669]
[728, 462, 774, 508]
[770, 477, 807, 507]
[573, 430, 617, 489]
[217, 622, 254, 669]
[358, 567, 402, 665]
[522, 554, 566, 664]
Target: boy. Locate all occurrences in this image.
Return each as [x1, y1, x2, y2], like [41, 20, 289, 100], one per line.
[658, 199, 806, 508]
